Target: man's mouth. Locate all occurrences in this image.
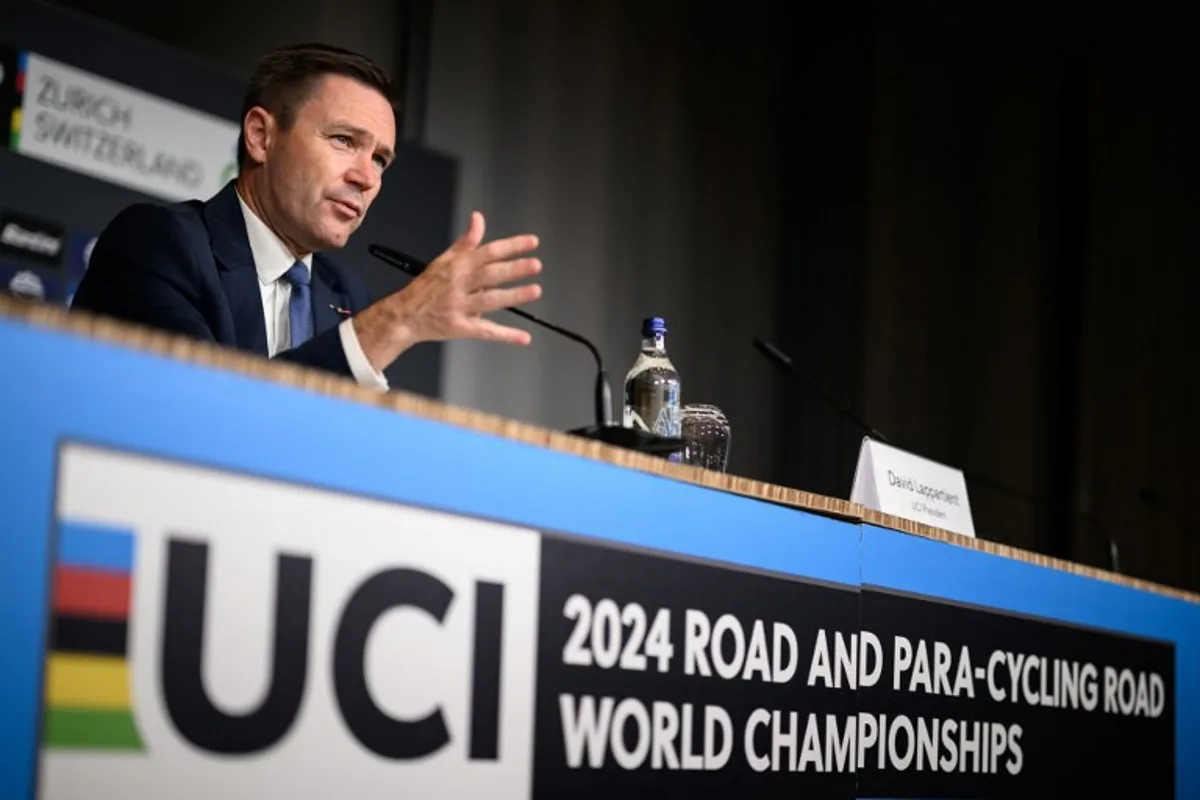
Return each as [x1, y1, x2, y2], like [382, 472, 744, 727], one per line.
[331, 198, 362, 218]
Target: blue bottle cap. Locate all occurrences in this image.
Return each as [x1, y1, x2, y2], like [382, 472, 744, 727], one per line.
[641, 316, 668, 337]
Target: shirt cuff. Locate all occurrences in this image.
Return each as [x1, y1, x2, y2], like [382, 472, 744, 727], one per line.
[338, 317, 389, 391]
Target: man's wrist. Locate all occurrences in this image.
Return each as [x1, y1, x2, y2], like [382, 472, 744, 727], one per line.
[338, 318, 390, 390]
[352, 297, 420, 373]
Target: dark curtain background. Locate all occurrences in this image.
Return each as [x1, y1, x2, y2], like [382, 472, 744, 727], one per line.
[782, 0, 1200, 589]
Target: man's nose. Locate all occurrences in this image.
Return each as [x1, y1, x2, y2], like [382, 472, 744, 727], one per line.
[345, 154, 378, 192]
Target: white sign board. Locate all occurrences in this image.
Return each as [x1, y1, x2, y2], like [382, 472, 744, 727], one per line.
[13, 53, 240, 202]
[849, 438, 976, 537]
[45, 443, 540, 799]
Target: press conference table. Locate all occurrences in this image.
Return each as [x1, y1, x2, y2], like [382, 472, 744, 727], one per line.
[1, 297, 1196, 800]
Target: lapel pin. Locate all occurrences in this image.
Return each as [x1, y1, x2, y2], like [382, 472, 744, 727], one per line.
[329, 304, 352, 316]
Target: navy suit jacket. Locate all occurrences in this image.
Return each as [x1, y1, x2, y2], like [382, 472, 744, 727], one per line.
[71, 180, 372, 378]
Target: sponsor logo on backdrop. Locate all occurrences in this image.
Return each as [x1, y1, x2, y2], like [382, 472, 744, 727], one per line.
[7, 268, 45, 300]
[0, 210, 65, 265]
[11, 53, 239, 202]
[43, 443, 539, 799]
[0, 263, 64, 303]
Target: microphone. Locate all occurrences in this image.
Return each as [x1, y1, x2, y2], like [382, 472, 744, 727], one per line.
[754, 336, 1123, 573]
[367, 243, 682, 456]
[752, 337, 891, 443]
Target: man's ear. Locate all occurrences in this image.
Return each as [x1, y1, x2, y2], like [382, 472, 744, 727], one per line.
[241, 107, 275, 166]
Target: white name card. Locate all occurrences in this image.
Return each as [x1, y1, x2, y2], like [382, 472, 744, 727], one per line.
[850, 438, 976, 538]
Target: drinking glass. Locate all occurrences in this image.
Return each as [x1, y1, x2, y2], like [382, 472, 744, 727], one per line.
[680, 403, 731, 472]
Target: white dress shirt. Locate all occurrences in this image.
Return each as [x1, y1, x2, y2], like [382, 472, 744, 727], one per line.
[236, 195, 388, 391]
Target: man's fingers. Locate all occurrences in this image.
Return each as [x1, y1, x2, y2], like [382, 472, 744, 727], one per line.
[468, 283, 542, 314]
[466, 232, 540, 267]
[469, 257, 542, 290]
[467, 318, 533, 346]
[448, 211, 486, 253]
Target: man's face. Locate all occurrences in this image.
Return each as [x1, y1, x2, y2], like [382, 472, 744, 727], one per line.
[262, 74, 395, 253]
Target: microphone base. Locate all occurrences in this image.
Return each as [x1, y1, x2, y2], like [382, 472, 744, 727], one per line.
[568, 424, 686, 457]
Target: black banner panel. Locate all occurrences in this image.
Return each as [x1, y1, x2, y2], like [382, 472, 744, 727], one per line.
[533, 535, 861, 798]
[857, 587, 1174, 798]
[530, 537, 1175, 798]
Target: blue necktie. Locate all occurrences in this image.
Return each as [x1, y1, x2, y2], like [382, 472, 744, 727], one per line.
[284, 261, 313, 348]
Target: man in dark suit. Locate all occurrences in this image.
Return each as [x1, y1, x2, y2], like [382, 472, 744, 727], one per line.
[72, 43, 543, 389]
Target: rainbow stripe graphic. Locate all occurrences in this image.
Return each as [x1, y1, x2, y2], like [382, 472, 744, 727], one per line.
[42, 522, 144, 751]
[10, 50, 27, 150]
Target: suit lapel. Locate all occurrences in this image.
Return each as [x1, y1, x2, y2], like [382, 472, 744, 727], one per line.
[203, 182, 268, 356]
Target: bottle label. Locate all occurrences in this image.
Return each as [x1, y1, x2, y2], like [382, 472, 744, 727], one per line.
[653, 404, 680, 437]
[623, 362, 680, 439]
[624, 408, 650, 432]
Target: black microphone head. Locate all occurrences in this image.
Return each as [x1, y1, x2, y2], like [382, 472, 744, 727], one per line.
[752, 335, 892, 445]
[752, 337, 793, 369]
[367, 243, 427, 277]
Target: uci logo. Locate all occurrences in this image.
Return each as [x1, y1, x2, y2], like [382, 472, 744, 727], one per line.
[44, 443, 540, 797]
[45, 524, 507, 760]
[159, 538, 505, 760]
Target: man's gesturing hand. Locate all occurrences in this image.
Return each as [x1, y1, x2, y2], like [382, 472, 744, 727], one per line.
[353, 211, 543, 372]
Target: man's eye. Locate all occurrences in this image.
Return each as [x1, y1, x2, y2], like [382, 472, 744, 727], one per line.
[373, 155, 388, 169]
[332, 134, 353, 146]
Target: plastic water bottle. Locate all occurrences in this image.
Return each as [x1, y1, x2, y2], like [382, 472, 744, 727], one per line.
[623, 316, 682, 442]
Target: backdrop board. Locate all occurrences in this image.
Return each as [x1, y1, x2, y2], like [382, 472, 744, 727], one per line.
[0, 0, 455, 397]
[2, 303, 1199, 799]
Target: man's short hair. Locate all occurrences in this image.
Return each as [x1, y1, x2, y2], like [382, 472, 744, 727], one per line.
[236, 43, 398, 169]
